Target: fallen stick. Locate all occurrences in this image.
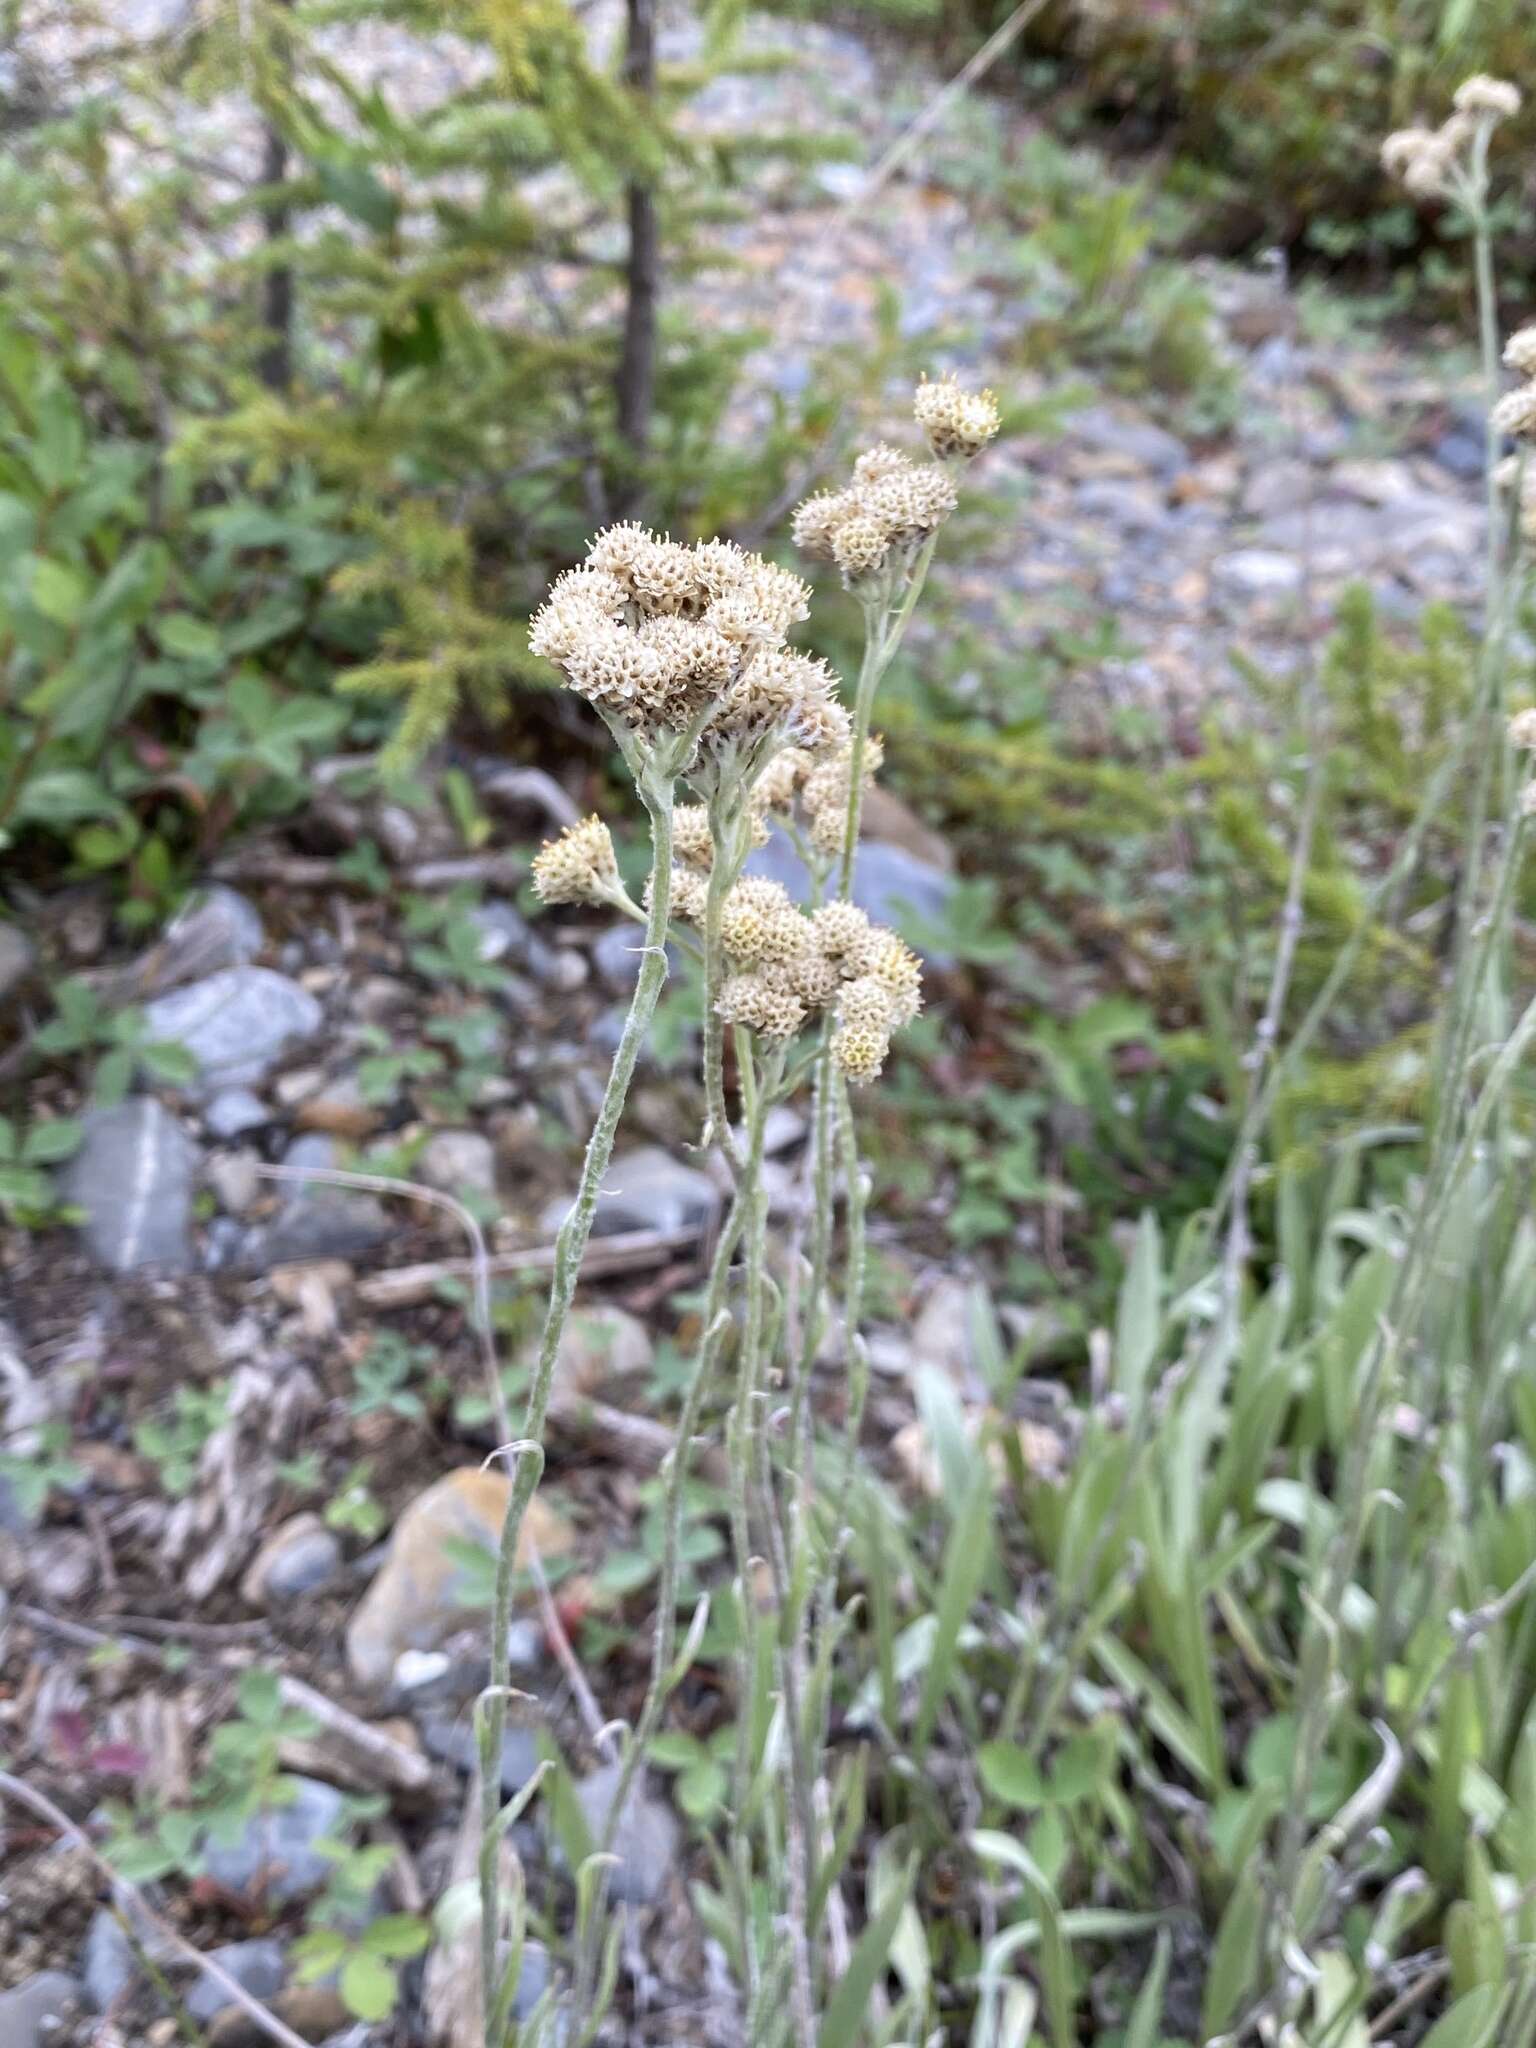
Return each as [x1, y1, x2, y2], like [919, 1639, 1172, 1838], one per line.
[352, 1225, 698, 1308]
[276, 1673, 434, 1796]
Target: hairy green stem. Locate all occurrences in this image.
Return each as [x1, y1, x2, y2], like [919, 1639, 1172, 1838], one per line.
[478, 763, 677, 2046]
[703, 793, 748, 1172]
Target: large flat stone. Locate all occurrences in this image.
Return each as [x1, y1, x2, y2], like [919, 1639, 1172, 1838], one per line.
[142, 967, 322, 1095]
[59, 1098, 198, 1272]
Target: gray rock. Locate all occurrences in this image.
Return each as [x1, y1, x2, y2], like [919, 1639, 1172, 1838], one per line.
[572, 1763, 680, 1905]
[185, 1939, 287, 2022]
[0, 922, 35, 1003]
[81, 1908, 135, 2011]
[1072, 478, 1170, 533]
[1435, 427, 1484, 481]
[201, 1777, 344, 1903]
[1212, 548, 1303, 600]
[546, 1305, 653, 1400]
[1066, 405, 1189, 477]
[418, 1129, 497, 1200]
[139, 886, 264, 996]
[143, 967, 322, 1095]
[241, 1514, 342, 1607]
[59, 1099, 198, 1272]
[745, 831, 958, 959]
[1239, 459, 1315, 519]
[468, 901, 532, 964]
[591, 922, 677, 990]
[205, 1088, 271, 1140]
[206, 1149, 261, 1217]
[544, 1145, 719, 1240]
[419, 1708, 541, 1794]
[0, 1972, 81, 2043]
[240, 1134, 389, 1267]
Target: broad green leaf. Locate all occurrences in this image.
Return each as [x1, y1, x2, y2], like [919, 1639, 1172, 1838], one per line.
[977, 1742, 1047, 1810]
[29, 554, 87, 625]
[22, 1119, 81, 1165]
[339, 1949, 397, 2022]
[155, 612, 221, 661]
[362, 1914, 429, 1961]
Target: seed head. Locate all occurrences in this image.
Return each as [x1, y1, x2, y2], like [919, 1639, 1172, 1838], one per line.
[854, 443, 915, 485]
[831, 513, 893, 579]
[1505, 326, 1536, 377]
[865, 931, 923, 1026]
[1453, 74, 1521, 122]
[531, 816, 620, 906]
[914, 373, 1001, 460]
[1381, 124, 1455, 198]
[753, 747, 812, 813]
[532, 527, 832, 745]
[1493, 384, 1536, 439]
[831, 975, 896, 1084]
[811, 899, 876, 971]
[716, 970, 807, 1039]
[788, 947, 842, 1005]
[654, 865, 709, 922]
[1508, 708, 1536, 750]
[720, 877, 802, 967]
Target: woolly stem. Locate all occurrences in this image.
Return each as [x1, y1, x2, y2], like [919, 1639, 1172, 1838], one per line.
[726, 1038, 776, 2016]
[703, 792, 747, 1173]
[478, 759, 676, 2047]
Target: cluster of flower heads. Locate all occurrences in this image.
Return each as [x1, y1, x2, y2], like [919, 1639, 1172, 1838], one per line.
[528, 526, 847, 749]
[701, 881, 922, 1082]
[1493, 323, 1536, 445]
[791, 375, 999, 584]
[531, 814, 620, 906]
[1381, 74, 1522, 200]
[748, 733, 883, 861]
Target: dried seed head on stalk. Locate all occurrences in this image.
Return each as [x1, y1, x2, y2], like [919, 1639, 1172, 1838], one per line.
[1492, 384, 1536, 440]
[1453, 74, 1521, 122]
[529, 526, 836, 753]
[831, 974, 897, 1084]
[531, 816, 621, 906]
[913, 372, 1001, 460]
[791, 376, 990, 586]
[1508, 708, 1536, 750]
[1382, 73, 1520, 203]
[1505, 326, 1536, 377]
[716, 970, 807, 1039]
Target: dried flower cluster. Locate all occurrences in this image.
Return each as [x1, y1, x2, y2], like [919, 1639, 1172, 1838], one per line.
[1382, 74, 1522, 200]
[683, 879, 920, 1081]
[792, 450, 959, 583]
[913, 372, 1003, 461]
[791, 375, 997, 585]
[531, 815, 621, 906]
[1495, 451, 1536, 544]
[528, 526, 846, 749]
[746, 735, 884, 861]
[1494, 325, 1536, 443]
